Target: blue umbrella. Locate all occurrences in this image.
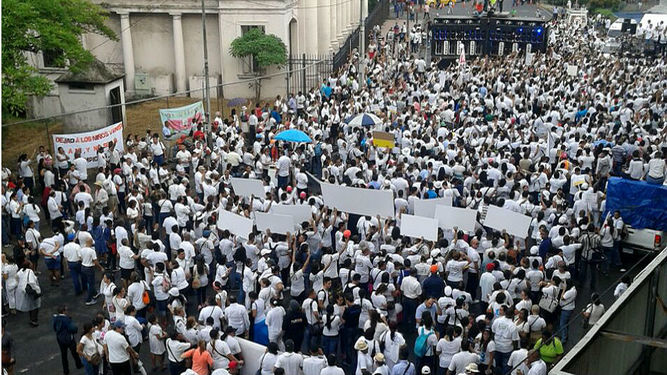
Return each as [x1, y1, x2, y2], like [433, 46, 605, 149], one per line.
[345, 113, 383, 127]
[274, 129, 312, 143]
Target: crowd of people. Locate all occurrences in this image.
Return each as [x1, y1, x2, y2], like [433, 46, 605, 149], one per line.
[2, 5, 666, 375]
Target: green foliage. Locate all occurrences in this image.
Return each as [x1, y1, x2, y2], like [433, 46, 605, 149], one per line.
[2, 0, 116, 116]
[229, 28, 287, 71]
[591, 7, 618, 20]
[586, 0, 622, 11]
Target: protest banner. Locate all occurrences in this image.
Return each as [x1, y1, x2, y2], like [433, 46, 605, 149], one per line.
[434, 205, 478, 233]
[400, 214, 439, 241]
[413, 197, 453, 218]
[52, 122, 124, 163]
[255, 212, 295, 234]
[216, 209, 254, 239]
[159, 101, 204, 138]
[372, 131, 395, 148]
[230, 177, 266, 198]
[483, 205, 532, 238]
[320, 182, 394, 217]
[270, 204, 313, 226]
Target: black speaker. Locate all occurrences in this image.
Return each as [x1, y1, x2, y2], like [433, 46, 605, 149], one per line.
[431, 16, 548, 58]
[621, 19, 637, 34]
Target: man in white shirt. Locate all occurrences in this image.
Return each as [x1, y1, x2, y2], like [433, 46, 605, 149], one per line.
[224, 295, 250, 335]
[492, 308, 520, 375]
[274, 340, 303, 375]
[104, 320, 137, 374]
[276, 153, 291, 189]
[62, 236, 83, 295]
[400, 268, 422, 329]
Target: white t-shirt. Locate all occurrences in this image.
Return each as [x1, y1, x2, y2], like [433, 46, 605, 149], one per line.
[104, 330, 130, 364]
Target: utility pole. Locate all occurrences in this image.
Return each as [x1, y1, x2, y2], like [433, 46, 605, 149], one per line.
[358, 0, 365, 86]
[201, 0, 212, 134]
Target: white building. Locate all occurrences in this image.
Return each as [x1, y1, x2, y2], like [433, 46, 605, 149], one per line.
[75, 0, 368, 100]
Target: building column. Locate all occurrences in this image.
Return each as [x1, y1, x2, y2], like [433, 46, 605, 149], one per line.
[346, 0, 353, 31]
[304, 0, 318, 55]
[351, 0, 359, 28]
[218, 9, 225, 99]
[118, 12, 135, 94]
[336, 0, 345, 42]
[318, 0, 331, 54]
[330, 0, 338, 49]
[170, 12, 187, 94]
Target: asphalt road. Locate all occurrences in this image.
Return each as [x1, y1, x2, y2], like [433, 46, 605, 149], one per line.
[3, 234, 652, 375]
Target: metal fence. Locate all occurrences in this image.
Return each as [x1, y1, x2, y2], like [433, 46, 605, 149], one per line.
[333, 0, 390, 70]
[286, 54, 334, 95]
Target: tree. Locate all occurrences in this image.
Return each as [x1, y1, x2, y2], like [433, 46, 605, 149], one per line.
[229, 28, 288, 102]
[2, 0, 116, 117]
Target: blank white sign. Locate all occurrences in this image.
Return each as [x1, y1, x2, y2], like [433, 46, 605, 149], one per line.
[483, 205, 532, 238]
[434, 205, 478, 233]
[216, 209, 254, 239]
[230, 177, 266, 198]
[320, 182, 395, 217]
[413, 197, 453, 218]
[270, 204, 313, 226]
[255, 212, 295, 235]
[400, 214, 439, 241]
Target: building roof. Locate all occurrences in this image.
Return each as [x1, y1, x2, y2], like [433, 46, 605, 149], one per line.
[55, 59, 124, 84]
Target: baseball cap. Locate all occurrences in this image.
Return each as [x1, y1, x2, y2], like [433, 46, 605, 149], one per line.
[430, 265, 438, 273]
[113, 320, 126, 329]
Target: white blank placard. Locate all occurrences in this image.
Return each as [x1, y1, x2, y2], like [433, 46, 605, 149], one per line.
[255, 212, 295, 235]
[483, 205, 532, 238]
[434, 205, 478, 233]
[400, 214, 439, 241]
[270, 204, 313, 226]
[217, 209, 254, 239]
[230, 177, 266, 198]
[413, 197, 453, 218]
[320, 182, 394, 217]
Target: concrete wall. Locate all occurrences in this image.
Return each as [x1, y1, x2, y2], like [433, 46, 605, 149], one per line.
[131, 13, 175, 76]
[58, 83, 109, 132]
[84, 17, 123, 65]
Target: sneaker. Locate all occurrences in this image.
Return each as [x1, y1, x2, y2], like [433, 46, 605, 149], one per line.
[85, 299, 97, 306]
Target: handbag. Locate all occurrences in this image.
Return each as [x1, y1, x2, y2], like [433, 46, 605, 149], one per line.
[89, 353, 101, 366]
[539, 293, 558, 313]
[255, 353, 266, 375]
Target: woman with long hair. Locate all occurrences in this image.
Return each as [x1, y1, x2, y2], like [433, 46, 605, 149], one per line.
[16, 260, 41, 326]
[111, 286, 129, 323]
[416, 312, 438, 374]
[22, 197, 41, 232]
[435, 326, 462, 374]
[363, 308, 388, 342]
[2, 254, 19, 315]
[321, 303, 343, 356]
[475, 328, 495, 374]
[192, 255, 209, 308]
[76, 322, 102, 375]
[265, 298, 286, 350]
[181, 340, 213, 375]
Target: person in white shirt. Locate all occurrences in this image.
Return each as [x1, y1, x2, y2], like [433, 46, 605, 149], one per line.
[583, 293, 605, 329]
[519, 350, 547, 375]
[274, 339, 303, 375]
[104, 320, 137, 374]
[320, 354, 345, 375]
[224, 295, 250, 336]
[124, 306, 144, 352]
[492, 308, 520, 374]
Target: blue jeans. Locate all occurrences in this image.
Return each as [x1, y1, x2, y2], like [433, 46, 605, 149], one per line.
[278, 175, 289, 190]
[68, 262, 83, 294]
[646, 174, 665, 185]
[559, 309, 573, 343]
[81, 357, 99, 375]
[2, 215, 10, 245]
[81, 266, 97, 302]
[154, 154, 164, 166]
[494, 351, 512, 375]
[403, 297, 418, 329]
[322, 335, 338, 356]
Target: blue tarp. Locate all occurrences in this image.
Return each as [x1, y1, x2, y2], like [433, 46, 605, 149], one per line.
[604, 177, 667, 231]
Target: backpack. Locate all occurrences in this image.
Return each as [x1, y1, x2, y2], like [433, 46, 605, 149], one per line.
[413, 327, 433, 358]
[314, 142, 323, 157]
